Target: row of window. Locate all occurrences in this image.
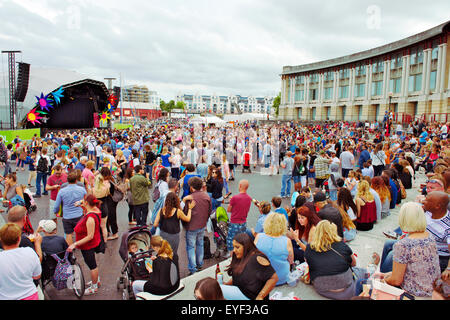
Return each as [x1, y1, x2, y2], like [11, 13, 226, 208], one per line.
[289, 45, 440, 85]
[290, 70, 437, 102]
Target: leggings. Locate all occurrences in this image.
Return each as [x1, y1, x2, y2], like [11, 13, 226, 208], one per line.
[128, 203, 135, 222]
[107, 199, 118, 235]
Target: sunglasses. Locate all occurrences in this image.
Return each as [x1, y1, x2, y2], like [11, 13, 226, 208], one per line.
[426, 179, 444, 186]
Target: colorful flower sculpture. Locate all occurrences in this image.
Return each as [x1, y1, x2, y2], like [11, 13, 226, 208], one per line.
[108, 94, 117, 106]
[35, 93, 53, 112]
[26, 108, 44, 125]
[99, 111, 110, 124]
[51, 86, 64, 105]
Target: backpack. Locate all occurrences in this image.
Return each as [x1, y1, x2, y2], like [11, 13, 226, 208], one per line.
[0, 143, 7, 163]
[152, 181, 161, 203]
[88, 213, 106, 254]
[128, 158, 135, 170]
[51, 251, 73, 290]
[203, 236, 212, 259]
[37, 156, 48, 172]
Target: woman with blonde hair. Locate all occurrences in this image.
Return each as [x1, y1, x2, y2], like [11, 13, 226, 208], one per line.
[82, 160, 96, 191]
[304, 220, 367, 300]
[354, 180, 377, 231]
[255, 212, 294, 285]
[371, 176, 391, 219]
[131, 235, 180, 297]
[375, 202, 441, 298]
[93, 167, 113, 241]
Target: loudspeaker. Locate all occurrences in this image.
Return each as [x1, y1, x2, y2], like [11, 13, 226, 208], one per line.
[14, 62, 30, 102]
[112, 86, 121, 107]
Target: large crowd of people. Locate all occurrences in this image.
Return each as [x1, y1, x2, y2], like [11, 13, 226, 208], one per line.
[0, 115, 449, 300]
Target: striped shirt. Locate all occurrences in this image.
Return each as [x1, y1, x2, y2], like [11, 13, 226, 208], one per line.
[425, 210, 450, 257]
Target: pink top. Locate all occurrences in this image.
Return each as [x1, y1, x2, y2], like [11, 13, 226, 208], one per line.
[82, 168, 95, 187]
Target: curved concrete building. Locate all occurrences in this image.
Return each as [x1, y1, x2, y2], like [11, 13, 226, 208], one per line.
[279, 21, 450, 123]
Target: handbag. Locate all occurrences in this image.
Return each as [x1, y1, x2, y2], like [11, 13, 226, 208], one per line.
[371, 279, 408, 300]
[111, 182, 125, 203]
[398, 180, 407, 199]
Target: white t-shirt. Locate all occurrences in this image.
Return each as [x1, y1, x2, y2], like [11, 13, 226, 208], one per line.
[95, 145, 103, 158]
[0, 247, 41, 300]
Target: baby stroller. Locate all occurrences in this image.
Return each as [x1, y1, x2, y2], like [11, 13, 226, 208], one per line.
[23, 187, 37, 212]
[210, 206, 229, 258]
[117, 226, 154, 300]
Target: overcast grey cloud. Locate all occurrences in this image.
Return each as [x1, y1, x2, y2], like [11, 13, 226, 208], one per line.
[0, 0, 449, 101]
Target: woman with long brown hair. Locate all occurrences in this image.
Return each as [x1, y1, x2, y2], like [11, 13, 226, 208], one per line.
[287, 205, 321, 262]
[221, 233, 278, 300]
[292, 155, 303, 192]
[153, 192, 194, 255]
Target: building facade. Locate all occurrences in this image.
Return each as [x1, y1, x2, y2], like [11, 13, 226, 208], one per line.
[176, 93, 274, 115]
[113, 86, 161, 120]
[279, 21, 450, 123]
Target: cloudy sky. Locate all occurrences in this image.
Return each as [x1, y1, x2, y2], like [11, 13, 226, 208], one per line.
[0, 0, 449, 101]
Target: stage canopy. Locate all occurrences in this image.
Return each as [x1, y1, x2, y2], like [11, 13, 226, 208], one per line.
[21, 79, 111, 129]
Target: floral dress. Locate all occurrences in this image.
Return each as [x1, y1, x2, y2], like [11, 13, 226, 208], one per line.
[393, 236, 441, 297]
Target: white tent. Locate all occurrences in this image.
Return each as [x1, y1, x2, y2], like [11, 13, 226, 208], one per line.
[189, 115, 226, 126]
[223, 113, 271, 122]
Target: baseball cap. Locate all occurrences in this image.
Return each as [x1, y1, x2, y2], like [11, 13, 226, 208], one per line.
[313, 191, 327, 203]
[39, 219, 57, 233]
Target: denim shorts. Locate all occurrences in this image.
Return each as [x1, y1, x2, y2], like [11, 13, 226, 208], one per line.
[293, 176, 301, 183]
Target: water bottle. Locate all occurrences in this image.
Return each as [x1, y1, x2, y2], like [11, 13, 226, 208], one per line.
[367, 263, 376, 279]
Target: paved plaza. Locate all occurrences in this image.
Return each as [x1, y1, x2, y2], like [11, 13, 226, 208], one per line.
[1, 163, 427, 300]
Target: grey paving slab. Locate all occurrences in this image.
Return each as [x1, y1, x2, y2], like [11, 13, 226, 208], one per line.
[0, 162, 427, 300]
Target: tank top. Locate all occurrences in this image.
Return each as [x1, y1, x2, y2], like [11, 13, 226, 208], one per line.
[74, 212, 101, 251]
[160, 209, 181, 234]
[357, 199, 377, 224]
[6, 184, 18, 201]
[255, 234, 289, 285]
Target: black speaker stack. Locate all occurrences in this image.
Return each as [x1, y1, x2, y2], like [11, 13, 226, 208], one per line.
[14, 62, 30, 102]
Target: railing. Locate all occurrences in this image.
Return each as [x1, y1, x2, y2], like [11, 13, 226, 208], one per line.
[420, 113, 450, 124]
[392, 112, 415, 124]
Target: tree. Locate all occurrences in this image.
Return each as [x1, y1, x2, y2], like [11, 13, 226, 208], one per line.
[273, 92, 281, 117]
[160, 100, 177, 117]
[175, 101, 186, 110]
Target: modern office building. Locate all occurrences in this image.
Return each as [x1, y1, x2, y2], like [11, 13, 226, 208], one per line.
[176, 93, 274, 115]
[113, 86, 161, 120]
[279, 20, 450, 123]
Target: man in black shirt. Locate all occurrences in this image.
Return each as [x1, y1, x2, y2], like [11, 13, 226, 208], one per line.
[144, 144, 157, 182]
[314, 192, 344, 238]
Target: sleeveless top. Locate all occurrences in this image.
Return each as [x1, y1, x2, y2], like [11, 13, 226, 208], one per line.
[6, 184, 18, 201]
[357, 199, 377, 224]
[73, 212, 101, 251]
[160, 209, 181, 234]
[255, 233, 290, 285]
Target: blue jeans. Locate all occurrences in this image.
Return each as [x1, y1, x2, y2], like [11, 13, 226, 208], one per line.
[281, 174, 292, 197]
[186, 227, 205, 274]
[329, 189, 338, 201]
[145, 165, 153, 181]
[35, 172, 47, 196]
[380, 239, 397, 273]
